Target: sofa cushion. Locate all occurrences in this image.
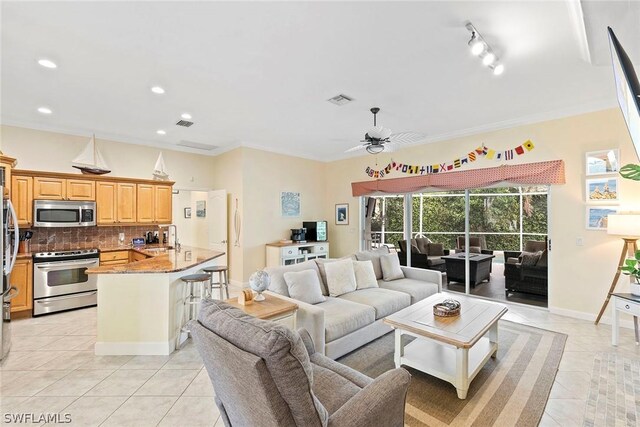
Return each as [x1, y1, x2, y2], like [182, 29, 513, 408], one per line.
[284, 270, 326, 305]
[378, 278, 438, 304]
[355, 247, 390, 280]
[324, 259, 357, 297]
[316, 298, 376, 342]
[338, 288, 410, 319]
[265, 260, 323, 297]
[380, 253, 405, 281]
[353, 261, 378, 290]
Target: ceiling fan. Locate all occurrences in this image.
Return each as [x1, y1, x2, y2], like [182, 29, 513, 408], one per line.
[346, 107, 426, 154]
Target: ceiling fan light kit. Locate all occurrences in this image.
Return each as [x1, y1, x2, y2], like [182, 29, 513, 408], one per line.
[465, 22, 504, 75]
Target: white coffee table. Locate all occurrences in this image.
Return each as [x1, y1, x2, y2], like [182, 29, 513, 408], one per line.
[384, 292, 507, 399]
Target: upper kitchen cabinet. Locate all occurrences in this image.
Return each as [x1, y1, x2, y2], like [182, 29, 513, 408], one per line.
[96, 181, 117, 224]
[116, 183, 137, 223]
[33, 176, 66, 200]
[11, 175, 33, 227]
[155, 185, 172, 224]
[67, 179, 95, 200]
[0, 155, 17, 198]
[136, 184, 154, 223]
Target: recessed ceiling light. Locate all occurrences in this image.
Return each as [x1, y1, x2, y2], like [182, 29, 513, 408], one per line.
[493, 64, 505, 76]
[151, 86, 165, 94]
[181, 113, 192, 120]
[156, 130, 166, 135]
[37, 107, 52, 114]
[37, 59, 57, 69]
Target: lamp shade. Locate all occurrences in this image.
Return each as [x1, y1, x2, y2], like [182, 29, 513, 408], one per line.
[607, 213, 640, 237]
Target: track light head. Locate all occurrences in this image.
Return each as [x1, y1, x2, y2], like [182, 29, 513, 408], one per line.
[468, 33, 485, 56]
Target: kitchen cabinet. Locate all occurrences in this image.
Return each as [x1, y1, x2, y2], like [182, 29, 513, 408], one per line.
[34, 177, 66, 200]
[0, 156, 17, 198]
[10, 258, 33, 315]
[154, 185, 173, 224]
[117, 183, 137, 223]
[130, 251, 149, 262]
[11, 175, 33, 227]
[66, 179, 95, 200]
[137, 184, 154, 223]
[96, 182, 117, 224]
[100, 250, 129, 266]
[265, 242, 330, 267]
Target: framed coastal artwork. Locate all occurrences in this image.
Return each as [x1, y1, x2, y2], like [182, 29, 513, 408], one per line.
[196, 200, 206, 218]
[184, 207, 192, 218]
[585, 149, 620, 176]
[281, 191, 301, 217]
[586, 177, 619, 202]
[586, 206, 618, 230]
[335, 203, 349, 225]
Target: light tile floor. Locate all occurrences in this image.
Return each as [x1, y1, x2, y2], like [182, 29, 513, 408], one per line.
[1, 301, 638, 426]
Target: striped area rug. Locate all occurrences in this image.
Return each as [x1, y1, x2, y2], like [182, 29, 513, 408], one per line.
[584, 353, 639, 426]
[338, 320, 566, 427]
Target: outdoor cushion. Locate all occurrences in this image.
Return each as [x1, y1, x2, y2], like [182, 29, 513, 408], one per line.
[521, 250, 542, 266]
[338, 288, 410, 319]
[324, 259, 357, 297]
[537, 250, 548, 268]
[427, 256, 445, 266]
[284, 269, 326, 305]
[316, 298, 376, 342]
[415, 238, 430, 255]
[265, 260, 323, 297]
[428, 243, 444, 256]
[354, 247, 390, 280]
[378, 278, 438, 304]
[380, 253, 405, 281]
[353, 260, 378, 290]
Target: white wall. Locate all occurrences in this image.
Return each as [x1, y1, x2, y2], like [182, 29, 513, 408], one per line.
[172, 190, 209, 248]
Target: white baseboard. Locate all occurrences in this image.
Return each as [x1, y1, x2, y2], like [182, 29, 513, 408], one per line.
[549, 305, 637, 329]
[95, 340, 173, 356]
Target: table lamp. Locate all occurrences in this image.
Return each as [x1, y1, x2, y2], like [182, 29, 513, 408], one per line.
[595, 213, 640, 324]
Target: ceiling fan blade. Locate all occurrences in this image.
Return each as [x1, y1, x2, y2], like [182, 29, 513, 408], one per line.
[382, 143, 396, 153]
[345, 144, 368, 153]
[388, 131, 427, 145]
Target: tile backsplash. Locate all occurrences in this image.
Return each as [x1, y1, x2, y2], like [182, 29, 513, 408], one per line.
[27, 226, 163, 252]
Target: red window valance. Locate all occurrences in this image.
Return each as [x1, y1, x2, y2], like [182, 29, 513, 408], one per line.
[351, 160, 565, 196]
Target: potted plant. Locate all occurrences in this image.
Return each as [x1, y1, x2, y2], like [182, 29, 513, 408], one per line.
[620, 249, 640, 296]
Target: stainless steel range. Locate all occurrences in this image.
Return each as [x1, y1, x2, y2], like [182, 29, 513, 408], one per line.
[33, 249, 99, 316]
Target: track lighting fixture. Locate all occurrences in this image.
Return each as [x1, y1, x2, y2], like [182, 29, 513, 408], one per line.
[465, 22, 504, 76]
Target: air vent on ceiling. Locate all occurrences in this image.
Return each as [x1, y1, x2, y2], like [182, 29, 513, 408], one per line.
[177, 140, 218, 151]
[327, 94, 354, 106]
[176, 120, 194, 127]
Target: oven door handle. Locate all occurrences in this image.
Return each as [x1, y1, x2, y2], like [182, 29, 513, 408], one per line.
[35, 259, 99, 271]
[35, 291, 97, 303]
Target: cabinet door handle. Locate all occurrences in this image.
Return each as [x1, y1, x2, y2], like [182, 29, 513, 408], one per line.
[626, 304, 630, 309]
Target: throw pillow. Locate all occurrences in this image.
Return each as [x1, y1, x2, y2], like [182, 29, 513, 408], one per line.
[353, 260, 378, 290]
[324, 258, 357, 297]
[520, 250, 542, 266]
[380, 253, 405, 281]
[355, 246, 390, 280]
[536, 250, 548, 268]
[283, 270, 326, 304]
[314, 258, 337, 296]
[410, 243, 421, 254]
[427, 243, 444, 256]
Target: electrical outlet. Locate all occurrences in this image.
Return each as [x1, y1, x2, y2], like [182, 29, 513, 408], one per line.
[576, 237, 584, 246]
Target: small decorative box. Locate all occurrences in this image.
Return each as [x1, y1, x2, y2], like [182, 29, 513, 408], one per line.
[433, 299, 461, 317]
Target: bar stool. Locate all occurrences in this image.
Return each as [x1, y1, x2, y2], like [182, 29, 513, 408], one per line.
[203, 266, 230, 300]
[177, 273, 211, 349]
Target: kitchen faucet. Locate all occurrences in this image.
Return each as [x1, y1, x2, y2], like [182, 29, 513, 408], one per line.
[159, 224, 180, 250]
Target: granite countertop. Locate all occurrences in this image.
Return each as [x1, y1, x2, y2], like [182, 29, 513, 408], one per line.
[86, 245, 225, 274]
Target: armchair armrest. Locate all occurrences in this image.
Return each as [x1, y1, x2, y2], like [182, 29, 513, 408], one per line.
[264, 291, 326, 354]
[503, 251, 521, 261]
[328, 368, 411, 427]
[400, 266, 442, 292]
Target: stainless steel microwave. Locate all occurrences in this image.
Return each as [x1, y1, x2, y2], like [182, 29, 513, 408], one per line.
[33, 200, 96, 227]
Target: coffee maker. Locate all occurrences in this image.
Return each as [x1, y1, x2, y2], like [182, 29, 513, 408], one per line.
[290, 228, 306, 242]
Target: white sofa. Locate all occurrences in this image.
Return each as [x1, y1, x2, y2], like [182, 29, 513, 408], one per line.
[265, 248, 442, 359]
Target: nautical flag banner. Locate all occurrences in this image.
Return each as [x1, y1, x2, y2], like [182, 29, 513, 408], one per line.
[364, 140, 536, 177]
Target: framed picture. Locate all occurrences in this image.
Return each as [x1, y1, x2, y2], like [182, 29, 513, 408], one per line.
[281, 191, 301, 217]
[184, 207, 192, 219]
[335, 203, 349, 225]
[586, 149, 620, 176]
[586, 177, 619, 202]
[196, 200, 206, 218]
[586, 205, 618, 230]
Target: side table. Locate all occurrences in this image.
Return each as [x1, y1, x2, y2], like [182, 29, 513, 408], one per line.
[225, 293, 298, 329]
[611, 293, 640, 346]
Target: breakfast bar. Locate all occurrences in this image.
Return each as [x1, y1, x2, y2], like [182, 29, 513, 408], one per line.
[87, 245, 225, 356]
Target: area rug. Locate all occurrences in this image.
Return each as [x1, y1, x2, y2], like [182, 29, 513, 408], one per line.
[337, 320, 566, 427]
[583, 352, 639, 427]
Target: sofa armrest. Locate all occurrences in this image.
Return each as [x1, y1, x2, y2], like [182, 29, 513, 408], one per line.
[400, 266, 442, 292]
[328, 368, 411, 427]
[264, 291, 326, 355]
